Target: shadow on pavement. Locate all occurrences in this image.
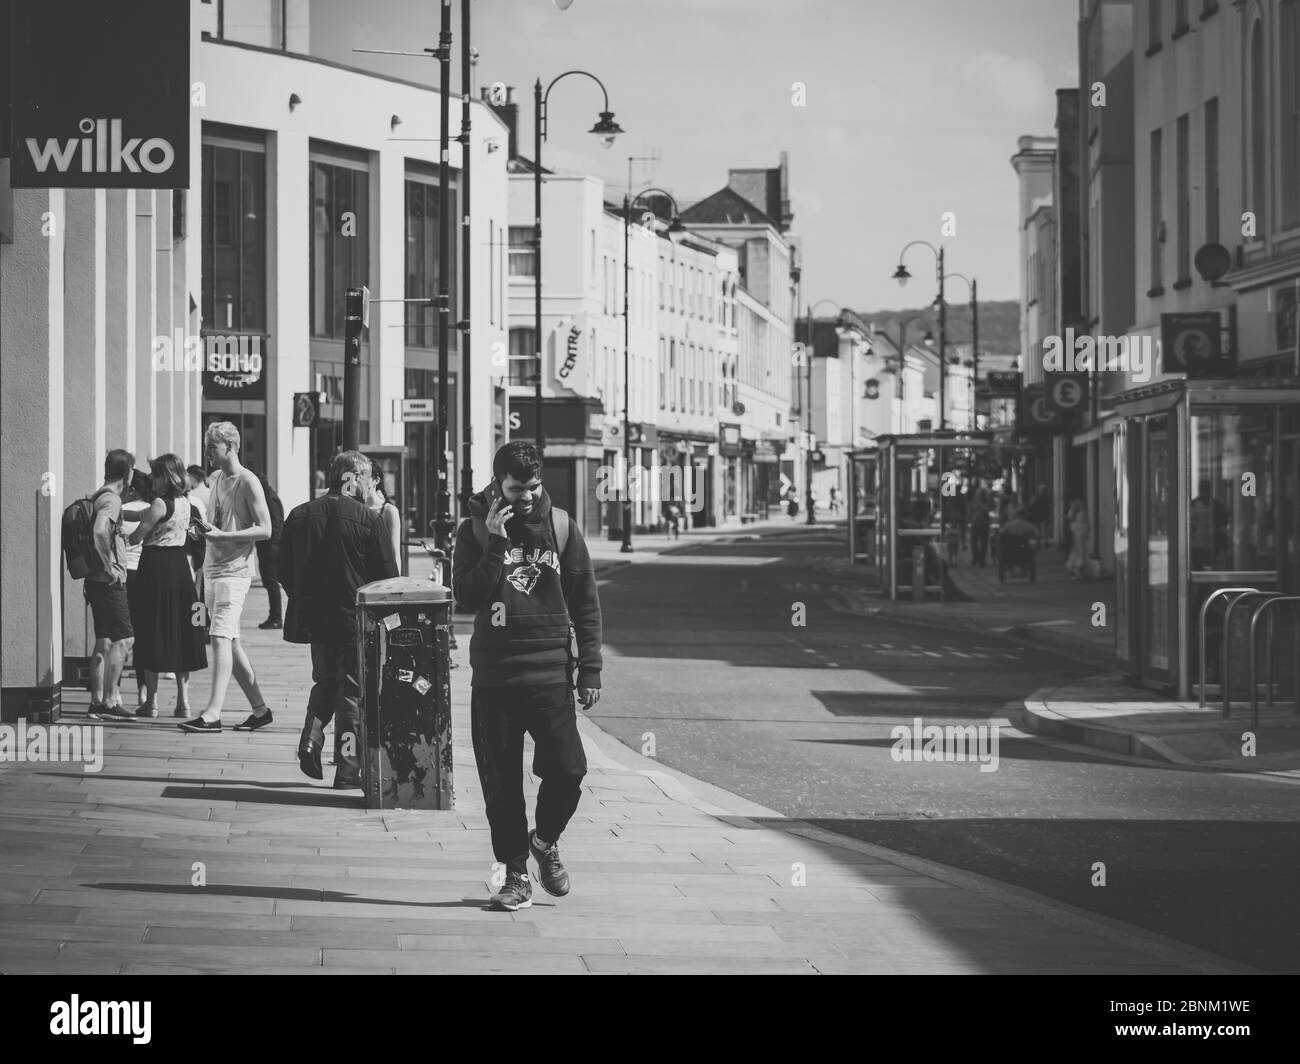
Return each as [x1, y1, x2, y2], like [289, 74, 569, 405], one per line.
[85, 882, 488, 908]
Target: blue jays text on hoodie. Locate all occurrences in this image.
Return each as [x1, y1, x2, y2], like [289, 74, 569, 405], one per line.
[451, 485, 603, 689]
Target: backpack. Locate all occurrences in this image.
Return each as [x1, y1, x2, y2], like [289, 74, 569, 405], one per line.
[62, 488, 111, 580]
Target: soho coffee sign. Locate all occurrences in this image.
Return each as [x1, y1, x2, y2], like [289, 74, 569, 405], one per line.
[8, 1, 190, 190]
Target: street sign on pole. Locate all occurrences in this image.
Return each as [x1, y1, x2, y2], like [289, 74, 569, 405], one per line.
[399, 398, 435, 422]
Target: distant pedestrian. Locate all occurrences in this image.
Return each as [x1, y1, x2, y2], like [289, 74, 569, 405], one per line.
[179, 421, 274, 734]
[254, 473, 285, 629]
[1028, 484, 1051, 546]
[121, 469, 152, 711]
[786, 491, 799, 520]
[73, 450, 138, 721]
[1066, 498, 1090, 579]
[664, 500, 682, 539]
[829, 486, 840, 515]
[186, 465, 211, 516]
[279, 451, 398, 789]
[452, 441, 603, 912]
[969, 486, 992, 567]
[365, 462, 404, 572]
[127, 455, 208, 716]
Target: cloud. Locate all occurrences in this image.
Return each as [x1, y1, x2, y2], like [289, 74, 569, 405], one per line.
[962, 52, 1058, 118]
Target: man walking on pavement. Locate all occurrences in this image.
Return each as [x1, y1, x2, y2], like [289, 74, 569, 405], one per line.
[279, 451, 398, 789]
[452, 441, 603, 912]
[180, 422, 274, 733]
[82, 449, 138, 721]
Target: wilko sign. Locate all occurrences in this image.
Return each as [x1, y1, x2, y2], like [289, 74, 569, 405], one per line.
[8, 1, 189, 189]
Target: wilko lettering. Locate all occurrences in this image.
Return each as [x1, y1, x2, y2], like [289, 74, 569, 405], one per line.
[26, 118, 176, 176]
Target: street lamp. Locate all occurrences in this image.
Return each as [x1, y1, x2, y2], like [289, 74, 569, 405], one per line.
[533, 71, 624, 449]
[803, 298, 846, 526]
[622, 185, 683, 553]
[893, 240, 946, 430]
[944, 270, 979, 430]
[894, 315, 930, 434]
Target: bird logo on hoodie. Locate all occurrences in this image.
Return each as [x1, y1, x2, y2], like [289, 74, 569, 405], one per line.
[507, 563, 542, 595]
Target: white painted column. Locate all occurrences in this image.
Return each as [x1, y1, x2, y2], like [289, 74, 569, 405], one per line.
[272, 129, 310, 511]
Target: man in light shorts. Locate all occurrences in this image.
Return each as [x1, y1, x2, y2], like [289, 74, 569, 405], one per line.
[180, 421, 274, 734]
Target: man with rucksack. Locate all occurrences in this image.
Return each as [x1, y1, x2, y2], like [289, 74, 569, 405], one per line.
[64, 449, 139, 721]
[451, 441, 603, 912]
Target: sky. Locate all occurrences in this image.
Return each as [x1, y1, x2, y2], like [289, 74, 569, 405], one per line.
[312, 0, 1079, 312]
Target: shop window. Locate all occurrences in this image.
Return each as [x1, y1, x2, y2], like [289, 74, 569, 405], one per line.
[311, 158, 369, 339]
[405, 174, 458, 348]
[1190, 407, 1278, 572]
[202, 138, 266, 331]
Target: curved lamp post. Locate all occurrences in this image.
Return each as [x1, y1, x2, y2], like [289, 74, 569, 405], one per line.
[892, 240, 947, 431]
[622, 187, 683, 552]
[533, 71, 623, 449]
[893, 315, 932, 434]
[943, 270, 978, 430]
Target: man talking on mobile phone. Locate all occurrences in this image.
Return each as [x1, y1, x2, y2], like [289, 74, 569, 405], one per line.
[452, 441, 603, 912]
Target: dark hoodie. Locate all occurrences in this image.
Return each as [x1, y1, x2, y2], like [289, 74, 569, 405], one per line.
[451, 484, 603, 689]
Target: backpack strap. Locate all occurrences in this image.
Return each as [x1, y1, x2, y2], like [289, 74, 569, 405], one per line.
[550, 507, 569, 559]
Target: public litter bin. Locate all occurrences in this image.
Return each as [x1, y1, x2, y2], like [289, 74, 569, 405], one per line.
[356, 577, 453, 810]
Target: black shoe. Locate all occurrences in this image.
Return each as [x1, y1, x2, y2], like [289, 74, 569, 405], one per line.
[488, 869, 533, 911]
[529, 830, 570, 897]
[135, 704, 159, 719]
[298, 739, 323, 780]
[332, 773, 362, 790]
[178, 716, 221, 733]
[258, 618, 282, 630]
[233, 709, 274, 731]
[90, 704, 138, 722]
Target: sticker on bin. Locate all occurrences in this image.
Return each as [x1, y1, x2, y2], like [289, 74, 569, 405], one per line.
[413, 676, 432, 696]
[396, 668, 414, 683]
[382, 613, 402, 631]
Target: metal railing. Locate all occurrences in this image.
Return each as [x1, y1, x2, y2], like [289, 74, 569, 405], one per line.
[1197, 587, 1257, 710]
[1220, 590, 1285, 717]
[1248, 596, 1300, 731]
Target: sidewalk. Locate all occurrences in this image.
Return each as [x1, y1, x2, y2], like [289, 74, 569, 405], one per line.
[0, 586, 1253, 974]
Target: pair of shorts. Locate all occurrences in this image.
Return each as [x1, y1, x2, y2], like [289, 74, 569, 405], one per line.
[84, 579, 133, 642]
[203, 575, 251, 640]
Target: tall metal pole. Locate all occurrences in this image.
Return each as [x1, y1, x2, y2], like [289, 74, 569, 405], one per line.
[343, 288, 363, 451]
[937, 246, 947, 432]
[434, 0, 453, 561]
[458, 0, 474, 515]
[622, 193, 633, 552]
[533, 79, 544, 450]
[971, 277, 979, 430]
[805, 305, 815, 525]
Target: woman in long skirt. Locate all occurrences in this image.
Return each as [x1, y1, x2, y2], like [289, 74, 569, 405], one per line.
[128, 454, 208, 716]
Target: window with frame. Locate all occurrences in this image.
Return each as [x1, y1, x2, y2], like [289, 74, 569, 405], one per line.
[405, 173, 458, 349]
[1281, 1, 1300, 227]
[311, 154, 369, 339]
[202, 136, 266, 332]
[669, 340, 676, 410]
[659, 256, 665, 308]
[1205, 98, 1220, 243]
[1150, 127, 1163, 287]
[509, 327, 538, 387]
[1176, 113, 1190, 279]
[659, 337, 666, 409]
[1249, 20, 1266, 234]
[1175, 0, 1189, 33]
[509, 226, 536, 276]
[1148, 0, 1162, 49]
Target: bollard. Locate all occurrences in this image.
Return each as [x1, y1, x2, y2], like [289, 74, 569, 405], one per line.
[356, 577, 453, 809]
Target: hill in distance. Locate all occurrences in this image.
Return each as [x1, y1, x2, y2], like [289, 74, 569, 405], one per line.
[846, 299, 1021, 363]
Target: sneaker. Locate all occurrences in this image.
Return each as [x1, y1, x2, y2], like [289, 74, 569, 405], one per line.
[529, 831, 570, 897]
[258, 618, 282, 630]
[135, 704, 159, 718]
[488, 869, 532, 911]
[89, 704, 138, 722]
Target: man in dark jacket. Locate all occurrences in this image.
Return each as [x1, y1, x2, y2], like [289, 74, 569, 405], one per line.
[278, 451, 398, 788]
[452, 441, 602, 912]
[255, 474, 285, 629]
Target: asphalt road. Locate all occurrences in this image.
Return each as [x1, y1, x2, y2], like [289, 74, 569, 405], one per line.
[587, 524, 1300, 973]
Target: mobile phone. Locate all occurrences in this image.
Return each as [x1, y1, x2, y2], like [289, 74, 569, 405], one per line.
[192, 515, 213, 533]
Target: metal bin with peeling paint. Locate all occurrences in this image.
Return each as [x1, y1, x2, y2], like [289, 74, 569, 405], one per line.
[356, 578, 453, 809]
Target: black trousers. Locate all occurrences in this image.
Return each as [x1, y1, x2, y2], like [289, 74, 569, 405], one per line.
[970, 526, 989, 566]
[256, 539, 281, 621]
[301, 642, 360, 777]
[471, 683, 587, 872]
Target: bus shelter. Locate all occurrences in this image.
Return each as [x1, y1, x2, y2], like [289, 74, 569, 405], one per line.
[1110, 379, 1300, 699]
[873, 433, 994, 600]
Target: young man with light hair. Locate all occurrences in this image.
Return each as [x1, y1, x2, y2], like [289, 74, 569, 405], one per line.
[180, 421, 274, 733]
